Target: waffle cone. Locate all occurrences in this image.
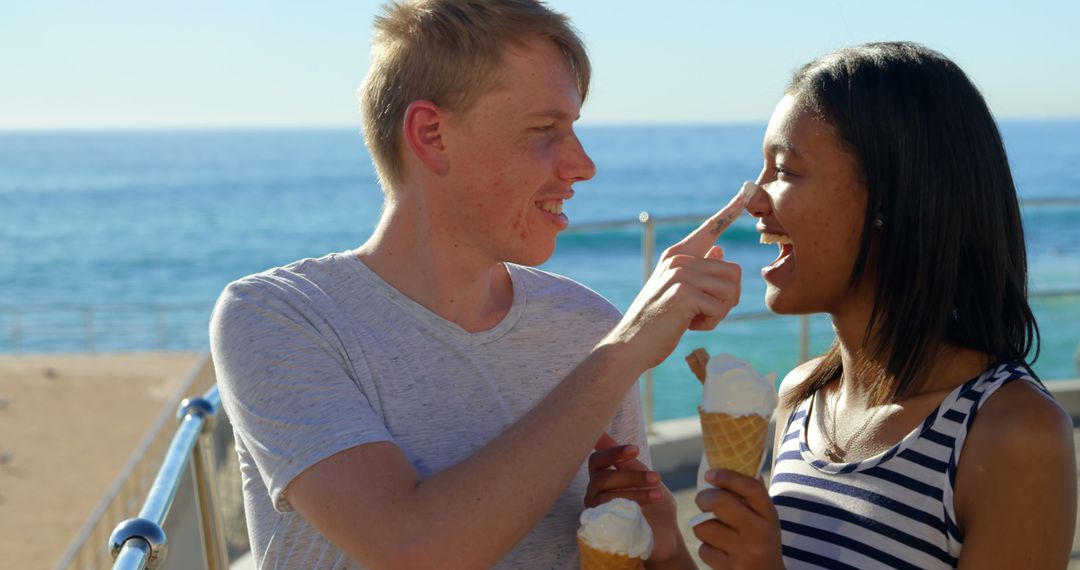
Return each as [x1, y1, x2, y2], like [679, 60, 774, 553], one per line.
[577, 535, 645, 570]
[685, 348, 710, 383]
[698, 407, 769, 478]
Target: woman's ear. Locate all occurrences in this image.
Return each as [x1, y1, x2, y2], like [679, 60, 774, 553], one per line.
[402, 100, 449, 175]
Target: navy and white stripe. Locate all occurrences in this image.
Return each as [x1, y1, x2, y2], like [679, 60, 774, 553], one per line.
[769, 362, 1045, 569]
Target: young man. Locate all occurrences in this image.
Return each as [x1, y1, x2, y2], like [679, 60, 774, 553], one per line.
[210, 1, 741, 567]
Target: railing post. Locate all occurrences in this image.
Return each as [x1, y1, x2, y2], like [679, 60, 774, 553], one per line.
[10, 308, 20, 353]
[84, 307, 95, 353]
[798, 315, 810, 364]
[156, 306, 167, 351]
[186, 397, 230, 570]
[640, 212, 656, 433]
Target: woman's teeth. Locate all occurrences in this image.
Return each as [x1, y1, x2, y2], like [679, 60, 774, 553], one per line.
[760, 232, 793, 255]
[537, 200, 563, 214]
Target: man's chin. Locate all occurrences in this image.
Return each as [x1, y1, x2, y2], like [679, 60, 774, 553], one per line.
[506, 244, 557, 267]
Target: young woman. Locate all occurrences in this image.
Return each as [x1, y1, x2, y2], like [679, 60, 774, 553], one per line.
[587, 42, 1076, 569]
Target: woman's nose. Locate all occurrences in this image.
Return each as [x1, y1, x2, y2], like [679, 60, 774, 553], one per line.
[745, 179, 772, 218]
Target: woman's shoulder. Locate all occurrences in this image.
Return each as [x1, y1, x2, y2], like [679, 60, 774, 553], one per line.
[771, 357, 825, 439]
[953, 367, 1076, 561]
[957, 365, 1073, 505]
[777, 357, 824, 408]
[969, 369, 1072, 453]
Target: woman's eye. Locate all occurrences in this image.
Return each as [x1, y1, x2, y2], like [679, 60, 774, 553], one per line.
[774, 164, 790, 179]
[534, 125, 556, 133]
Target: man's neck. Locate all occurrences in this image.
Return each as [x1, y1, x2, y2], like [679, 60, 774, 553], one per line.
[356, 199, 515, 333]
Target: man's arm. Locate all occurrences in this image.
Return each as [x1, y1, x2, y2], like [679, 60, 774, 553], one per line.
[287, 202, 748, 569]
[289, 345, 646, 569]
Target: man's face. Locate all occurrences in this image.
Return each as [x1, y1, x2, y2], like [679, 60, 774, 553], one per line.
[438, 37, 596, 267]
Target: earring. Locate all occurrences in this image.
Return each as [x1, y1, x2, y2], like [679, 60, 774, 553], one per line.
[873, 217, 884, 229]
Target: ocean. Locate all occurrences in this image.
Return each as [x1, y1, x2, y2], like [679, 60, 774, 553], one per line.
[2, 123, 1078, 421]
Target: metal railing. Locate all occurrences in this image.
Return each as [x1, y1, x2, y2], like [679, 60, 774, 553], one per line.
[53, 352, 245, 570]
[0, 303, 210, 353]
[106, 385, 228, 570]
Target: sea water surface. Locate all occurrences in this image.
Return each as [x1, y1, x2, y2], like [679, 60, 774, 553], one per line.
[2, 123, 1078, 420]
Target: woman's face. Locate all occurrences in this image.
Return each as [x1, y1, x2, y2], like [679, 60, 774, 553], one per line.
[747, 94, 872, 317]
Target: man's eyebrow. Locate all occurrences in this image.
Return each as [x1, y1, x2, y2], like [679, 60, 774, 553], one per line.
[525, 109, 579, 121]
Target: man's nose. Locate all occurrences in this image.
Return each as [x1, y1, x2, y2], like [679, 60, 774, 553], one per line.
[560, 134, 596, 183]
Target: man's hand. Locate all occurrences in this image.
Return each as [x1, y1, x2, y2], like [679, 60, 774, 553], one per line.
[285, 184, 752, 570]
[600, 187, 749, 372]
[586, 433, 689, 567]
[693, 469, 784, 570]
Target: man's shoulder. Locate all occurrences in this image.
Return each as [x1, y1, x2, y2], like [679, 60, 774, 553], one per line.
[509, 264, 620, 317]
[221, 251, 355, 301]
[213, 251, 361, 327]
[508, 263, 607, 298]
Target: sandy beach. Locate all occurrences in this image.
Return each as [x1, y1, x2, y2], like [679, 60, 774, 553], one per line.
[0, 352, 199, 569]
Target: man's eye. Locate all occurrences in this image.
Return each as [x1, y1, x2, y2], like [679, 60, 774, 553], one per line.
[774, 165, 790, 178]
[534, 125, 556, 133]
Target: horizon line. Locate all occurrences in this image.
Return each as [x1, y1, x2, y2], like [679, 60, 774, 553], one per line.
[3, 115, 1079, 133]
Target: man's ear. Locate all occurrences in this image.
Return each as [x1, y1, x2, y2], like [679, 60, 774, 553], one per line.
[403, 100, 449, 175]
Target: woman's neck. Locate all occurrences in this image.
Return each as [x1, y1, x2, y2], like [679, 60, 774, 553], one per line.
[833, 331, 992, 406]
[829, 298, 992, 404]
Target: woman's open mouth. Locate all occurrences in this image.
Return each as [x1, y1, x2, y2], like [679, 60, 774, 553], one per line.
[759, 232, 794, 276]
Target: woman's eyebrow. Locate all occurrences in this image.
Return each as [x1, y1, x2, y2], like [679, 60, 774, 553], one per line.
[768, 140, 803, 159]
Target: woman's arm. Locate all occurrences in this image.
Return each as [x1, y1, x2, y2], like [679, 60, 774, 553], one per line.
[954, 380, 1076, 569]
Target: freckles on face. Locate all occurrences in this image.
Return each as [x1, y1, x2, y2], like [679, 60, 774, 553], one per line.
[756, 95, 871, 314]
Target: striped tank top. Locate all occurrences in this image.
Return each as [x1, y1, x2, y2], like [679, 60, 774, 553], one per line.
[769, 362, 1045, 569]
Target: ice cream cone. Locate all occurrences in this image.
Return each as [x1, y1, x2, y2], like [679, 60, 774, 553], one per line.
[698, 407, 769, 478]
[577, 535, 645, 570]
[685, 348, 710, 383]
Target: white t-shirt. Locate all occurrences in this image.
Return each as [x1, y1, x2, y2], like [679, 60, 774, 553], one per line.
[210, 251, 649, 569]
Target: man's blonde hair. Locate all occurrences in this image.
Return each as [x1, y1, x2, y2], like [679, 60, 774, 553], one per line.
[360, 0, 590, 190]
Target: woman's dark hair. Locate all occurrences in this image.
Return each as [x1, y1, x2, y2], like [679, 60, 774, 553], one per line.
[786, 41, 1040, 405]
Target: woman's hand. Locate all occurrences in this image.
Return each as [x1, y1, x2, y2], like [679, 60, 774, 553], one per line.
[693, 469, 784, 570]
[586, 433, 689, 567]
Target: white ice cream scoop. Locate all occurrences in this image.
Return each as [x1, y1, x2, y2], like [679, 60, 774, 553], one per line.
[578, 498, 654, 559]
[701, 353, 777, 417]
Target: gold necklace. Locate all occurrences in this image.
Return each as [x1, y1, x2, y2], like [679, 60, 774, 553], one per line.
[819, 385, 885, 462]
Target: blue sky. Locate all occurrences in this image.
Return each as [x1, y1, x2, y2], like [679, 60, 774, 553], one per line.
[2, 0, 1077, 129]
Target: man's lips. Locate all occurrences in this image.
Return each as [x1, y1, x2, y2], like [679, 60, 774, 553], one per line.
[536, 199, 564, 215]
